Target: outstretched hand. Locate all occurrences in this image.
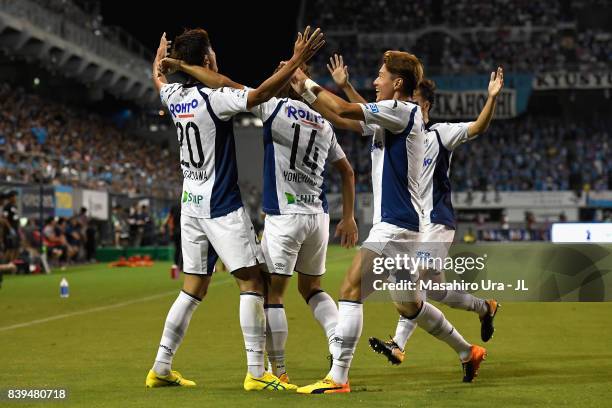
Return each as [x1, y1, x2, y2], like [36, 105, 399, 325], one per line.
[292, 26, 325, 63]
[488, 66, 504, 98]
[154, 33, 172, 78]
[327, 54, 349, 88]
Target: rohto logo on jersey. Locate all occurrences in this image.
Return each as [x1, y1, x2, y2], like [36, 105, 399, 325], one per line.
[169, 99, 198, 118]
[182, 191, 204, 206]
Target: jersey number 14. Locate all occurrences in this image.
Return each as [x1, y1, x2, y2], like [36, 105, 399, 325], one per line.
[290, 123, 319, 175]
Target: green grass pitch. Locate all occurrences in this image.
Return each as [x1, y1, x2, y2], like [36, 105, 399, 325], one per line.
[1, 245, 611, 407]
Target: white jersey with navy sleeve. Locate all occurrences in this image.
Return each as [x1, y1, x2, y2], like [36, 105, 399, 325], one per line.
[420, 121, 474, 229]
[160, 83, 250, 219]
[359, 99, 426, 232]
[250, 97, 345, 215]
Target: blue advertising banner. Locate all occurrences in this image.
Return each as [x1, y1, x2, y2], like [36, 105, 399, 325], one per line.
[54, 185, 74, 217]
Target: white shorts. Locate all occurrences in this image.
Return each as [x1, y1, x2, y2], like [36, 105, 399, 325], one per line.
[261, 213, 329, 277]
[362, 222, 420, 256]
[181, 207, 264, 275]
[418, 223, 456, 260]
[362, 222, 423, 303]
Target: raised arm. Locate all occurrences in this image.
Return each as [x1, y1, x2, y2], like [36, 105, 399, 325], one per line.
[327, 54, 367, 104]
[291, 68, 365, 125]
[152, 33, 170, 92]
[468, 67, 504, 137]
[290, 67, 363, 132]
[246, 26, 325, 110]
[161, 58, 245, 90]
[332, 157, 358, 248]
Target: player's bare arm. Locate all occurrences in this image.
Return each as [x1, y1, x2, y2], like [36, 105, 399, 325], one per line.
[160, 57, 245, 90]
[468, 66, 504, 137]
[332, 157, 358, 248]
[327, 54, 367, 104]
[290, 68, 363, 132]
[246, 26, 325, 110]
[152, 32, 170, 92]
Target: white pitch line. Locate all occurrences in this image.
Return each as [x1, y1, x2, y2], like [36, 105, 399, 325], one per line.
[0, 279, 232, 333]
[0, 250, 357, 333]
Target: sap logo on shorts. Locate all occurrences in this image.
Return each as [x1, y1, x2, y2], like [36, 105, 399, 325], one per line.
[370, 140, 383, 152]
[182, 191, 204, 205]
[423, 158, 433, 167]
[285, 192, 317, 205]
[366, 103, 379, 113]
[170, 99, 198, 118]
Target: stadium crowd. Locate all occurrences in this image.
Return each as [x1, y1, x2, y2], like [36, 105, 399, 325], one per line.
[326, 115, 611, 194]
[306, 0, 612, 75]
[0, 83, 181, 199]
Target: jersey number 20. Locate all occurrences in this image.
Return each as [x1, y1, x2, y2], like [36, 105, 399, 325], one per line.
[176, 121, 204, 168]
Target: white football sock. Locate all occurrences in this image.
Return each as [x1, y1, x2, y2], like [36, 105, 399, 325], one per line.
[413, 302, 472, 362]
[153, 290, 201, 375]
[393, 315, 417, 351]
[439, 290, 489, 317]
[264, 304, 288, 377]
[240, 292, 266, 378]
[328, 301, 362, 384]
[306, 290, 338, 354]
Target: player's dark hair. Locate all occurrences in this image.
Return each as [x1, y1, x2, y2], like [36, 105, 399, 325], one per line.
[382, 51, 424, 96]
[170, 28, 211, 66]
[418, 78, 436, 110]
[275, 62, 311, 101]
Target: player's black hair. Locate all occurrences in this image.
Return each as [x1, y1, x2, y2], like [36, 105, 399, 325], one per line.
[170, 28, 211, 66]
[418, 79, 436, 111]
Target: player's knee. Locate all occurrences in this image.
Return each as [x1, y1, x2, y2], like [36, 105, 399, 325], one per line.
[395, 300, 422, 319]
[339, 279, 361, 301]
[298, 276, 321, 300]
[182, 276, 210, 299]
[233, 265, 265, 294]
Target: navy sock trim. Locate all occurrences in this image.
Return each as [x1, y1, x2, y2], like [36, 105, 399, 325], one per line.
[264, 303, 284, 309]
[181, 289, 203, 302]
[338, 299, 362, 305]
[305, 289, 325, 304]
[240, 291, 263, 297]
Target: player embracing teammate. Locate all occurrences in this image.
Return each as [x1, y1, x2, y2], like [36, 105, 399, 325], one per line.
[146, 27, 325, 391]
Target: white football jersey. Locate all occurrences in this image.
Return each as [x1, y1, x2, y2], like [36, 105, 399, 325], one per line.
[160, 83, 250, 219]
[420, 121, 474, 230]
[360, 99, 426, 232]
[250, 97, 345, 215]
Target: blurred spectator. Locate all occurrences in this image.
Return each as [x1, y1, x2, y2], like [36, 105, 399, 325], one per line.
[0, 83, 180, 199]
[2, 190, 20, 261]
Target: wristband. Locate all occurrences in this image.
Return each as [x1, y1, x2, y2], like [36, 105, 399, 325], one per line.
[304, 78, 319, 92]
[301, 88, 317, 104]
